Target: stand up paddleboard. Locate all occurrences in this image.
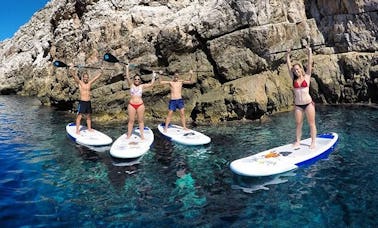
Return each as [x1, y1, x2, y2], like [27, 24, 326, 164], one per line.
[230, 132, 339, 177]
[66, 123, 113, 147]
[110, 127, 154, 159]
[157, 123, 211, 146]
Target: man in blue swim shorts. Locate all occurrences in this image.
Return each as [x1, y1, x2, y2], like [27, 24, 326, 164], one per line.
[159, 70, 195, 132]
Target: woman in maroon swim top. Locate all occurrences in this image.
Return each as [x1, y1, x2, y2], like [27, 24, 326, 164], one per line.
[286, 46, 317, 149]
[124, 64, 156, 139]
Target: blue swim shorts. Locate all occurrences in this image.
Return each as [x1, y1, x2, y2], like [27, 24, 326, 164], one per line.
[168, 99, 185, 111]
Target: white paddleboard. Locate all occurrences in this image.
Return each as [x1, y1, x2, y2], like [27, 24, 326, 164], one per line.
[230, 132, 339, 177]
[66, 123, 113, 147]
[110, 127, 154, 159]
[157, 123, 211, 146]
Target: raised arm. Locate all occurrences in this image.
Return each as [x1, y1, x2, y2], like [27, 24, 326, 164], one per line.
[286, 49, 294, 79]
[89, 67, 104, 84]
[182, 70, 195, 84]
[142, 71, 156, 88]
[306, 46, 312, 75]
[69, 68, 81, 85]
[158, 72, 171, 85]
[124, 64, 132, 86]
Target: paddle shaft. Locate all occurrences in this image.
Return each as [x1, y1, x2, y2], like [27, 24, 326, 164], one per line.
[54, 62, 114, 70]
[73, 65, 114, 70]
[269, 43, 324, 55]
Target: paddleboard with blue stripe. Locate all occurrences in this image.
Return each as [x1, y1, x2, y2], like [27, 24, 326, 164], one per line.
[230, 132, 339, 176]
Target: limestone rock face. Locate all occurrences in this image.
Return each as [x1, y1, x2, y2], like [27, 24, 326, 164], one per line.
[0, 0, 377, 123]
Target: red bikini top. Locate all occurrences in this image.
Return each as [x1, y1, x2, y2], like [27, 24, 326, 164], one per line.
[293, 80, 308, 88]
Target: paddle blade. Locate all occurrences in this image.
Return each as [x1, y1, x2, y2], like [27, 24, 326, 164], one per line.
[103, 53, 119, 63]
[139, 67, 153, 75]
[53, 60, 68, 68]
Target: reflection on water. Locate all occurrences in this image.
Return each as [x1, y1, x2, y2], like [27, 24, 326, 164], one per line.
[0, 96, 377, 227]
[232, 171, 297, 193]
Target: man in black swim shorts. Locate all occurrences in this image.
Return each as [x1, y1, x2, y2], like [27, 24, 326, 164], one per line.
[69, 68, 105, 134]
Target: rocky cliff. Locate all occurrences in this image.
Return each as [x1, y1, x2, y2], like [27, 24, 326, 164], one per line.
[0, 0, 377, 123]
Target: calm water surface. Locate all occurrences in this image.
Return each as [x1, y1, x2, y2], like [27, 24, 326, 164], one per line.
[0, 95, 377, 227]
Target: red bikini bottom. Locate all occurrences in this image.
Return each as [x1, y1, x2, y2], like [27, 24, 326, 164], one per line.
[129, 102, 144, 110]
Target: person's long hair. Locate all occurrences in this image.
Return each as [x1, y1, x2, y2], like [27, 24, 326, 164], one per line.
[291, 63, 305, 81]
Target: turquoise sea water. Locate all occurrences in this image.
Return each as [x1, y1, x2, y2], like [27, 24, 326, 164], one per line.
[0, 95, 377, 227]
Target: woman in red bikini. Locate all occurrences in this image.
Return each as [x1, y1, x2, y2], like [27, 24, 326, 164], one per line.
[124, 64, 156, 139]
[286, 46, 316, 149]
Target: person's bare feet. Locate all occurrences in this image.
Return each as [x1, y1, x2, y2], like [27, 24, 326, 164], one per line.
[293, 141, 300, 147]
[309, 141, 316, 149]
